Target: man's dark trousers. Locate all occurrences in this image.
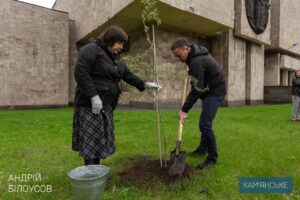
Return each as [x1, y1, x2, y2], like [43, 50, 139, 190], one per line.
[199, 95, 224, 161]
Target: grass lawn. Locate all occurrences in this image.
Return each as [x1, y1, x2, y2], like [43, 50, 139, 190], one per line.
[0, 104, 299, 200]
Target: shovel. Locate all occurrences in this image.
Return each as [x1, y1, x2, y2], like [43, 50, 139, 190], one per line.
[168, 74, 189, 177]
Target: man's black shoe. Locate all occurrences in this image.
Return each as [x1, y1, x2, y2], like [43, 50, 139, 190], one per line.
[190, 147, 207, 156]
[196, 159, 216, 170]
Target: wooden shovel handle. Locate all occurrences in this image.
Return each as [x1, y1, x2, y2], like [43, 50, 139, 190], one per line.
[177, 74, 189, 142]
[177, 121, 184, 142]
[181, 74, 189, 105]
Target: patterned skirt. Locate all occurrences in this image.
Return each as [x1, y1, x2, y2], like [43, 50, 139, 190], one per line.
[72, 106, 115, 159]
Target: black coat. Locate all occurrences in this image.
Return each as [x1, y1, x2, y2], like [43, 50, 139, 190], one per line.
[74, 40, 145, 110]
[292, 77, 300, 97]
[182, 45, 226, 113]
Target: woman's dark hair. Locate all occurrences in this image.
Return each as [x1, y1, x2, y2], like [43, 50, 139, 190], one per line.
[98, 26, 128, 46]
[170, 37, 189, 50]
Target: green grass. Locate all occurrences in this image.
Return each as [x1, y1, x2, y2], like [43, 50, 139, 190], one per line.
[0, 104, 299, 200]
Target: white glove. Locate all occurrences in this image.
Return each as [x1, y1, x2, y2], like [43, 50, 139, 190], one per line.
[91, 95, 103, 115]
[145, 82, 161, 90]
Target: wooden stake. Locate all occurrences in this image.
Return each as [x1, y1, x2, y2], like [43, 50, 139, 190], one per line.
[152, 25, 163, 168]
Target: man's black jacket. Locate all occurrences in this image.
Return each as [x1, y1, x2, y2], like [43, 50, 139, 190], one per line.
[181, 45, 226, 113]
[74, 40, 145, 110]
[292, 76, 300, 97]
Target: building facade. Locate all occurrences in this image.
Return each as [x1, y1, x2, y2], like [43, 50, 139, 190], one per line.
[0, 0, 69, 108]
[1, 0, 300, 108]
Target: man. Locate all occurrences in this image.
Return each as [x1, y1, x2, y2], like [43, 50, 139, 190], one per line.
[171, 37, 226, 170]
[291, 70, 300, 121]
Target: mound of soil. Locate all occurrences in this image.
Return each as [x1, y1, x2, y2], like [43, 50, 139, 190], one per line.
[118, 156, 196, 187]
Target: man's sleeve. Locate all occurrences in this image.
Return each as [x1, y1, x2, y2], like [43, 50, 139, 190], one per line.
[292, 78, 295, 86]
[181, 60, 205, 113]
[293, 78, 300, 86]
[193, 60, 205, 92]
[74, 45, 98, 97]
[181, 85, 201, 113]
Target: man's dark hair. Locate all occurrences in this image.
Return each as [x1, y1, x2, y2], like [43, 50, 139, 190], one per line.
[98, 26, 128, 46]
[171, 37, 189, 50]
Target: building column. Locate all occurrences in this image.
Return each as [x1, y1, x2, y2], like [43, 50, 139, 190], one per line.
[69, 20, 78, 105]
[245, 42, 264, 105]
[212, 29, 247, 106]
[281, 70, 289, 86]
[265, 53, 280, 86]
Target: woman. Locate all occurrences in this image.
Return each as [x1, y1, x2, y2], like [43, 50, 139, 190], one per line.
[291, 70, 300, 121]
[72, 26, 160, 165]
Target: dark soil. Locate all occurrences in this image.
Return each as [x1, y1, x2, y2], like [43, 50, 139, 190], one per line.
[118, 155, 196, 187]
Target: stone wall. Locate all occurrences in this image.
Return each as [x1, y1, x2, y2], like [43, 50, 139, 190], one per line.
[270, 0, 280, 48]
[133, 26, 265, 108]
[281, 55, 300, 70]
[265, 54, 280, 86]
[278, 0, 300, 55]
[118, 26, 155, 107]
[4, 0, 297, 108]
[68, 20, 78, 104]
[0, 0, 69, 107]
[53, 0, 133, 41]
[264, 86, 292, 104]
[161, 0, 234, 28]
[119, 25, 200, 109]
[269, 0, 300, 56]
[154, 26, 199, 108]
[264, 53, 300, 87]
[234, 0, 271, 45]
[54, 0, 234, 44]
[212, 30, 265, 106]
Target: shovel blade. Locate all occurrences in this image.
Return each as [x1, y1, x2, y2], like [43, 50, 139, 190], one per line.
[168, 151, 186, 177]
